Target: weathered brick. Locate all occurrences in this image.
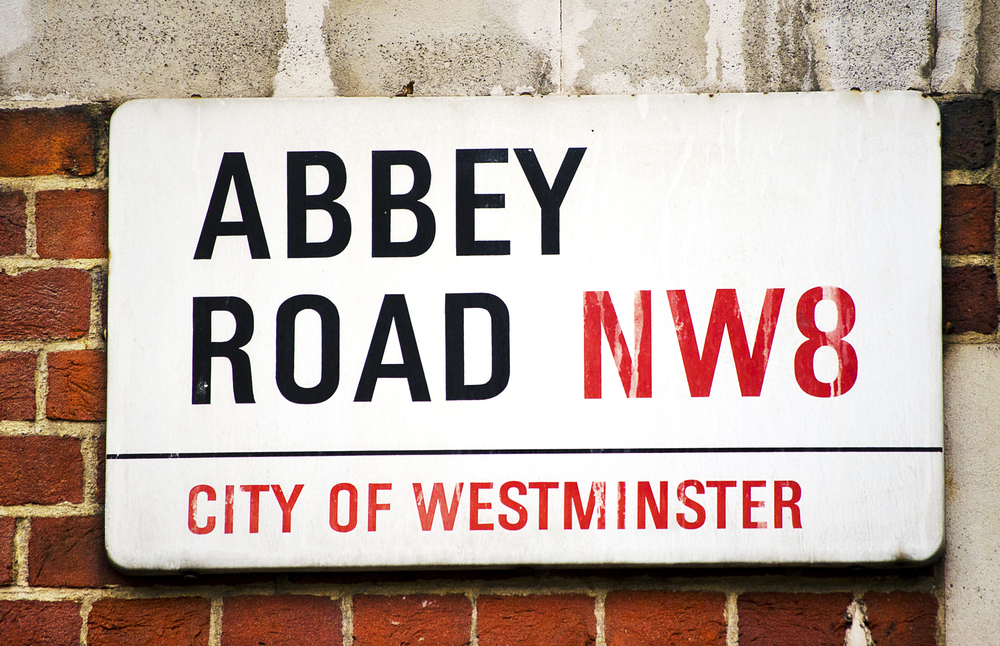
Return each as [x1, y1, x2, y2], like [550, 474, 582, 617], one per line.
[0, 516, 15, 585]
[943, 266, 999, 334]
[477, 594, 595, 646]
[737, 593, 851, 646]
[0, 436, 83, 504]
[47, 350, 106, 421]
[36, 189, 108, 259]
[0, 191, 27, 255]
[941, 98, 996, 170]
[942, 185, 995, 254]
[354, 594, 470, 646]
[222, 595, 342, 646]
[88, 598, 210, 646]
[605, 591, 726, 646]
[0, 268, 91, 340]
[0, 600, 81, 645]
[29, 515, 128, 588]
[0, 108, 96, 177]
[0, 352, 36, 420]
[863, 592, 937, 646]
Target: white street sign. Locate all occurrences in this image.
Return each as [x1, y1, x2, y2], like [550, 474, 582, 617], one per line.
[108, 93, 942, 571]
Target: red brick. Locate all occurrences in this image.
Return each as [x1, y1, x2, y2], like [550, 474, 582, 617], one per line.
[354, 594, 470, 646]
[0, 268, 91, 340]
[47, 350, 106, 421]
[942, 185, 995, 254]
[477, 594, 595, 646]
[95, 433, 106, 501]
[0, 190, 27, 255]
[222, 595, 342, 646]
[35, 189, 109, 259]
[0, 436, 83, 504]
[88, 598, 210, 646]
[0, 516, 14, 585]
[29, 515, 128, 588]
[605, 591, 726, 646]
[0, 352, 36, 420]
[941, 98, 996, 170]
[738, 593, 851, 646]
[0, 600, 81, 645]
[943, 266, 999, 334]
[0, 108, 96, 177]
[864, 592, 937, 646]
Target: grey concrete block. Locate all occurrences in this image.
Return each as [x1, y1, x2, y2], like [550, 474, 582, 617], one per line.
[0, 0, 286, 100]
[944, 344, 1000, 642]
[983, 0, 1000, 90]
[325, 0, 559, 96]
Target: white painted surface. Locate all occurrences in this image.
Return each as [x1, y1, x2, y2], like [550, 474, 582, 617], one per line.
[944, 345, 1000, 642]
[107, 93, 942, 570]
[274, 0, 339, 96]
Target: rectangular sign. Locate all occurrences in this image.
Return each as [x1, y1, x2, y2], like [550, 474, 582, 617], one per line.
[107, 93, 942, 571]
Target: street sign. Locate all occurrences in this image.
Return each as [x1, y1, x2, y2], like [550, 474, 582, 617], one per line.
[107, 93, 942, 571]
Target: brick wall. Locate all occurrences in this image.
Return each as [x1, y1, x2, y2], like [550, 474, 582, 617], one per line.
[0, 95, 995, 645]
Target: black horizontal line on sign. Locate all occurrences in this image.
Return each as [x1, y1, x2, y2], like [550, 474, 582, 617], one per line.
[106, 447, 944, 460]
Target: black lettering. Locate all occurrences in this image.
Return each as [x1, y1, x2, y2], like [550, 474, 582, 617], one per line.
[456, 148, 509, 256]
[445, 293, 510, 400]
[372, 151, 436, 257]
[287, 151, 351, 258]
[192, 296, 255, 404]
[513, 148, 586, 255]
[194, 153, 270, 259]
[355, 295, 431, 402]
[275, 295, 340, 404]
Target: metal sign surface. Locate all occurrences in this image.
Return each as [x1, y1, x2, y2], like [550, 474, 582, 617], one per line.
[107, 93, 942, 571]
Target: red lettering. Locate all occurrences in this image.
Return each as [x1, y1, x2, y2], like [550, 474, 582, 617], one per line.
[667, 288, 784, 397]
[241, 484, 270, 533]
[330, 483, 358, 532]
[583, 291, 652, 398]
[470, 482, 494, 530]
[637, 481, 669, 529]
[794, 286, 857, 397]
[271, 484, 303, 533]
[368, 483, 391, 531]
[676, 480, 706, 529]
[742, 481, 767, 528]
[224, 484, 234, 534]
[617, 481, 626, 529]
[706, 480, 736, 529]
[498, 481, 527, 531]
[188, 485, 216, 535]
[774, 480, 802, 529]
[413, 482, 463, 531]
[528, 482, 558, 530]
[564, 481, 606, 530]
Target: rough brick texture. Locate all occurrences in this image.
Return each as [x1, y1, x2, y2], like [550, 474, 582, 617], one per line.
[0, 190, 27, 255]
[0, 352, 36, 420]
[738, 593, 851, 646]
[88, 598, 210, 646]
[29, 515, 128, 588]
[0, 435, 83, 504]
[864, 592, 938, 646]
[478, 595, 596, 646]
[605, 591, 727, 646]
[0, 601, 81, 646]
[0, 516, 15, 585]
[47, 350, 107, 421]
[942, 185, 995, 254]
[0, 268, 91, 340]
[222, 595, 342, 646]
[354, 594, 470, 646]
[36, 189, 109, 259]
[943, 266, 999, 333]
[0, 108, 96, 177]
[941, 99, 996, 170]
